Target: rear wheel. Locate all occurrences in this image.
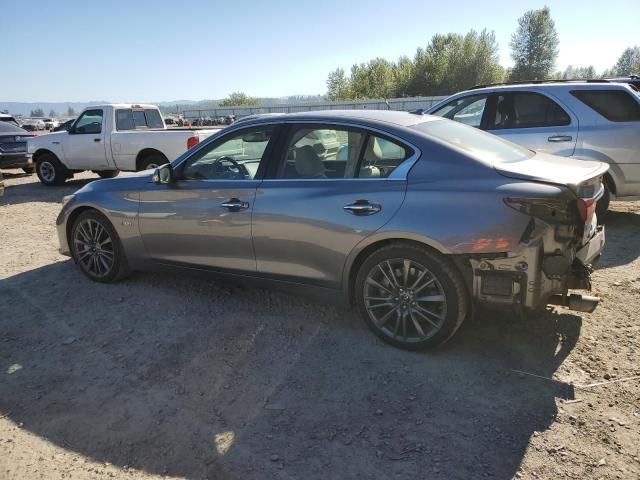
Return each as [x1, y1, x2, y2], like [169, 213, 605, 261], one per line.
[70, 210, 129, 283]
[138, 154, 167, 171]
[36, 153, 67, 186]
[355, 243, 469, 350]
[95, 170, 120, 179]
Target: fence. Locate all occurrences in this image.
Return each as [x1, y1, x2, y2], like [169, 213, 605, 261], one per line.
[181, 96, 447, 121]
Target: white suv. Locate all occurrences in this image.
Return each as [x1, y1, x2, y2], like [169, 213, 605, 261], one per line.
[427, 81, 640, 216]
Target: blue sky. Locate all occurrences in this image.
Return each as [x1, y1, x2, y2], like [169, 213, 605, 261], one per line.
[1, 0, 638, 102]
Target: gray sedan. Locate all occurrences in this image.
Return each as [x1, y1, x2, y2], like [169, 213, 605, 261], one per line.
[57, 110, 607, 350]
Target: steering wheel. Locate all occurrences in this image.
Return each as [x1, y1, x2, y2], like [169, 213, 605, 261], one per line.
[210, 156, 249, 179]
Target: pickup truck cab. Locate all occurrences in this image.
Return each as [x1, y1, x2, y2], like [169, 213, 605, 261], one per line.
[27, 104, 220, 185]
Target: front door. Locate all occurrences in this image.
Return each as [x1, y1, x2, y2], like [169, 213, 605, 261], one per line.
[63, 109, 109, 169]
[485, 92, 579, 157]
[138, 125, 278, 272]
[252, 124, 411, 289]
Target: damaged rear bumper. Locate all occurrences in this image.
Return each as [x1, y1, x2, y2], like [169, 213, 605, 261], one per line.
[468, 225, 605, 313]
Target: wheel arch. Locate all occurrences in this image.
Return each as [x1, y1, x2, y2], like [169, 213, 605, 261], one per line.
[33, 148, 61, 165]
[135, 148, 168, 171]
[344, 234, 462, 306]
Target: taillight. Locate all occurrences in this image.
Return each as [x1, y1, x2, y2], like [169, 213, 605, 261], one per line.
[187, 136, 199, 149]
[504, 197, 577, 225]
[577, 197, 597, 222]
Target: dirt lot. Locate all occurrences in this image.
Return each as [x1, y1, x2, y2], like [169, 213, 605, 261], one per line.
[1, 170, 639, 480]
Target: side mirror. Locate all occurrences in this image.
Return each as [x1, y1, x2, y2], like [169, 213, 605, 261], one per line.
[152, 163, 176, 185]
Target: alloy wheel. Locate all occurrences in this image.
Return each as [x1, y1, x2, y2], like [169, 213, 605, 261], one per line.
[363, 258, 447, 343]
[73, 218, 115, 278]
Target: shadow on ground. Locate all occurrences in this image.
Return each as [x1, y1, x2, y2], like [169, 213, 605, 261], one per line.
[1, 260, 581, 479]
[0, 173, 95, 205]
[597, 209, 640, 268]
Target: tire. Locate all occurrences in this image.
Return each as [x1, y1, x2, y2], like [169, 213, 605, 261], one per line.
[595, 180, 610, 223]
[354, 242, 469, 350]
[70, 210, 130, 283]
[138, 154, 167, 171]
[95, 170, 120, 179]
[22, 166, 35, 174]
[35, 153, 67, 186]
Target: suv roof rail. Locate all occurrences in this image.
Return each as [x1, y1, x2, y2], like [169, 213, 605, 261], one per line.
[469, 79, 611, 90]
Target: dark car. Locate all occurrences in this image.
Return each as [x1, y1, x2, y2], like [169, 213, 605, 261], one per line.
[0, 122, 35, 173]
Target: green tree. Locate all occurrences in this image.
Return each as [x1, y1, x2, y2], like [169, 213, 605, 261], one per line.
[49, 109, 57, 118]
[556, 65, 597, 79]
[612, 46, 640, 76]
[326, 68, 351, 100]
[30, 108, 44, 117]
[218, 92, 258, 107]
[509, 6, 559, 81]
[67, 107, 76, 117]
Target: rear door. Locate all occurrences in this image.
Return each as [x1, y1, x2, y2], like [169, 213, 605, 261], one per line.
[485, 91, 578, 157]
[252, 123, 413, 289]
[62, 109, 109, 169]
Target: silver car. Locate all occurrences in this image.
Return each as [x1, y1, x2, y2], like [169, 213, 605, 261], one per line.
[57, 110, 607, 350]
[426, 81, 640, 217]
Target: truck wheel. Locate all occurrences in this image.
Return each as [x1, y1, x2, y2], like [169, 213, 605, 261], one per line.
[36, 153, 68, 186]
[138, 154, 167, 171]
[354, 242, 469, 350]
[95, 170, 120, 179]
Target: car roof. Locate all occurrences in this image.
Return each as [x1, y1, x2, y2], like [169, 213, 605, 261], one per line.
[466, 81, 630, 92]
[235, 109, 439, 127]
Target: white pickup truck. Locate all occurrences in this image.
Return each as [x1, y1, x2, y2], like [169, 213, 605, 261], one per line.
[27, 104, 220, 185]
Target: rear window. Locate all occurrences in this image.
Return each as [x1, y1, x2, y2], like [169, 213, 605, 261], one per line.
[412, 119, 534, 164]
[571, 90, 640, 122]
[116, 109, 165, 130]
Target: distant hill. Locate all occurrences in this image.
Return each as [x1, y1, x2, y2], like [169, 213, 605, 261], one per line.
[1, 95, 326, 117]
[0, 95, 324, 116]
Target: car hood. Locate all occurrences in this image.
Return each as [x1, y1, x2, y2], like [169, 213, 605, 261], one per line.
[74, 171, 153, 196]
[494, 152, 609, 193]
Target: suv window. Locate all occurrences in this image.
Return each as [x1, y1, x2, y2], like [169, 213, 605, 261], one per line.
[431, 95, 488, 128]
[489, 92, 570, 129]
[74, 109, 103, 134]
[116, 109, 165, 130]
[182, 127, 274, 180]
[571, 89, 640, 122]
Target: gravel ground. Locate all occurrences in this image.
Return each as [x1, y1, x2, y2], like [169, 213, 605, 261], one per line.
[1, 170, 639, 480]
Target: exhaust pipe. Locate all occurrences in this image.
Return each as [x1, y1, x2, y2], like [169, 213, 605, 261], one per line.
[548, 294, 600, 313]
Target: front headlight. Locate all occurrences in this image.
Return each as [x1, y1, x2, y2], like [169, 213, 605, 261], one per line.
[62, 194, 75, 206]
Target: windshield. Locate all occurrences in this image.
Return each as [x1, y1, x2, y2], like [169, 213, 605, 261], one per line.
[411, 118, 534, 164]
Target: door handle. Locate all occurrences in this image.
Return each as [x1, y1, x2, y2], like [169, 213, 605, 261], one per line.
[220, 198, 250, 211]
[94, 138, 101, 142]
[547, 135, 572, 142]
[343, 200, 382, 216]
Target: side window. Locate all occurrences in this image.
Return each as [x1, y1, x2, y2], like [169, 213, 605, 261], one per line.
[489, 92, 570, 130]
[74, 109, 103, 134]
[116, 109, 165, 130]
[360, 136, 408, 178]
[431, 95, 488, 128]
[280, 127, 365, 179]
[571, 89, 640, 122]
[182, 127, 274, 180]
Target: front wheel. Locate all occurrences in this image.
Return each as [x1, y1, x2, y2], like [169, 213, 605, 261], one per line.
[36, 153, 67, 186]
[355, 243, 469, 350]
[70, 210, 130, 283]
